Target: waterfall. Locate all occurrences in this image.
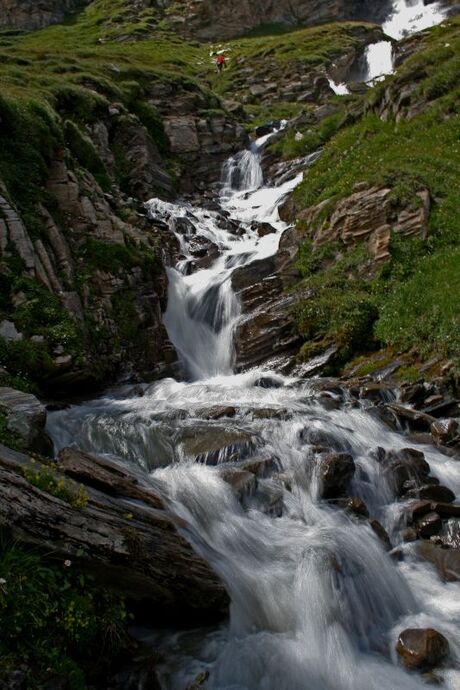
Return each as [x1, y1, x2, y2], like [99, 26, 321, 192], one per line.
[47, 22, 460, 685]
[364, 0, 447, 82]
[221, 141, 264, 193]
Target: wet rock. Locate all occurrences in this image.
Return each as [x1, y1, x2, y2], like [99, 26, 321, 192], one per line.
[240, 456, 280, 478]
[369, 518, 391, 549]
[255, 121, 281, 137]
[250, 408, 291, 420]
[341, 496, 369, 518]
[300, 427, 353, 454]
[317, 392, 342, 411]
[253, 481, 284, 517]
[58, 448, 163, 508]
[396, 628, 449, 670]
[406, 499, 433, 522]
[359, 382, 396, 403]
[378, 447, 431, 496]
[418, 542, 460, 582]
[441, 520, 460, 549]
[405, 484, 456, 504]
[253, 376, 283, 389]
[416, 512, 442, 538]
[366, 405, 398, 431]
[430, 502, 460, 518]
[319, 452, 355, 499]
[422, 395, 460, 419]
[386, 404, 436, 432]
[431, 418, 459, 446]
[219, 467, 257, 499]
[252, 221, 277, 238]
[178, 426, 258, 465]
[0, 387, 53, 455]
[402, 527, 419, 543]
[421, 671, 444, 686]
[400, 382, 426, 406]
[195, 406, 237, 420]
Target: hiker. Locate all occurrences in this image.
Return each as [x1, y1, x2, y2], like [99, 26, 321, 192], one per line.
[215, 53, 226, 74]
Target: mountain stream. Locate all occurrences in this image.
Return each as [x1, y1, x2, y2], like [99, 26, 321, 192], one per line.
[47, 5, 459, 688]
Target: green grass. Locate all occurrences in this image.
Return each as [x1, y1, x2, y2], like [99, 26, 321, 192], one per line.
[376, 247, 460, 360]
[77, 239, 157, 275]
[289, 16, 460, 369]
[0, 536, 129, 689]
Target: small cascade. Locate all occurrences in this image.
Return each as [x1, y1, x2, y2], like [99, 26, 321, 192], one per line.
[146, 133, 294, 381]
[221, 141, 264, 193]
[328, 78, 350, 96]
[364, 0, 447, 82]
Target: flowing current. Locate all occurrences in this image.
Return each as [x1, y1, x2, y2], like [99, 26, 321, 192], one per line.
[48, 130, 460, 689]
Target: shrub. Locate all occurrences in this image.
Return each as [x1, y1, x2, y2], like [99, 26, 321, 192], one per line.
[23, 460, 89, 509]
[0, 537, 129, 689]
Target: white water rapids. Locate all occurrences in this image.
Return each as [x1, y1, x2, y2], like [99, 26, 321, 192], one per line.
[48, 128, 460, 689]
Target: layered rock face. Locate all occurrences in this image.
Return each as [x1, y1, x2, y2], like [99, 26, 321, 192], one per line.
[295, 185, 431, 263]
[0, 73, 245, 390]
[169, 0, 394, 39]
[0, 0, 89, 31]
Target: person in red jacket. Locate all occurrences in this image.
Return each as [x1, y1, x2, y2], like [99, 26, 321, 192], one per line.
[215, 53, 226, 74]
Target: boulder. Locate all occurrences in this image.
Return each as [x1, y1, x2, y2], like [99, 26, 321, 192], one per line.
[319, 452, 355, 499]
[416, 511, 442, 538]
[341, 496, 369, 518]
[418, 541, 460, 582]
[405, 484, 456, 504]
[369, 518, 391, 549]
[0, 320, 23, 342]
[0, 387, 53, 455]
[219, 467, 257, 500]
[396, 628, 449, 670]
[195, 406, 237, 420]
[163, 117, 200, 154]
[431, 418, 459, 446]
[386, 404, 436, 432]
[178, 426, 259, 465]
[379, 447, 431, 496]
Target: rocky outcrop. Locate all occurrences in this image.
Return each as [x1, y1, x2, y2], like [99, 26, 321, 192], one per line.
[0, 443, 227, 621]
[1, 48, 249, 391]
[0, 0, 88, 31]
[162, 114, 246, 189]
[232, 226, 305, 372]
[0, 150, 178, 389]
[0, 387, 52, 455]
[168, 0, 393, 40]
[294, 185, 430, 263]
[218, 24, 383, 110]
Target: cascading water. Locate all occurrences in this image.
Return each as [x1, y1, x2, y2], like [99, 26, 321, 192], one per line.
[47, 67, 460, 690]
[364, 0, 448, 82]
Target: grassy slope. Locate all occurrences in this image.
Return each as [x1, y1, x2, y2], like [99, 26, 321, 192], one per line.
[286, 16, 460, 373]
